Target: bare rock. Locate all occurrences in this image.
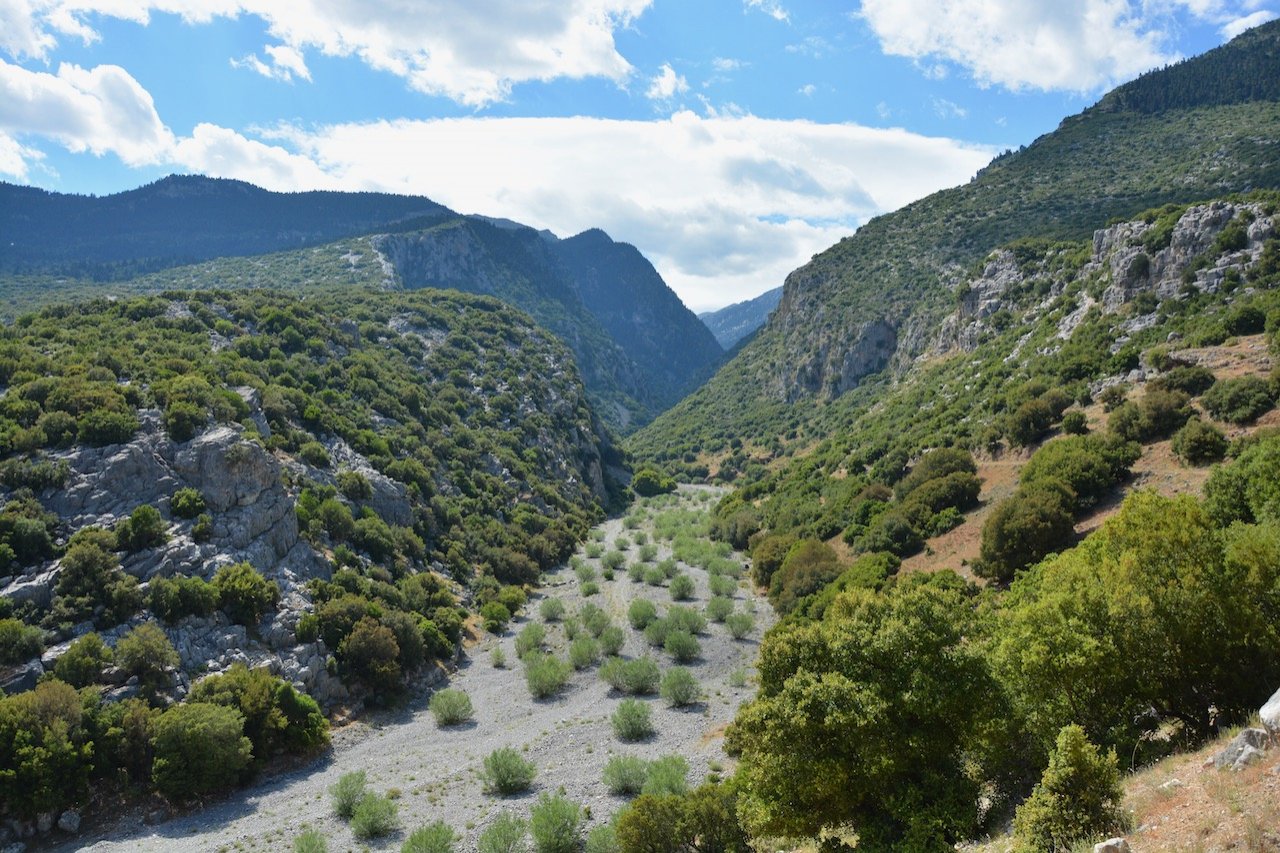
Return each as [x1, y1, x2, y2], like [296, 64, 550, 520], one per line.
[1212, 727, 1271, 771]
[173, 427, 276, 513]
[1260, 685, 1280, 732]
[1094, 839, 1130, 853]
[0, 659, 43, 695]
[56, 811, 79, 834]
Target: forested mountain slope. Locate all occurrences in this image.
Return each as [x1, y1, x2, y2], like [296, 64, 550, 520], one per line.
[631, 18, 1280, 465]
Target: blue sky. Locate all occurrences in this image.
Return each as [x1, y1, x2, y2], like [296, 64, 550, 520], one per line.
[1, 1, 1275, 310]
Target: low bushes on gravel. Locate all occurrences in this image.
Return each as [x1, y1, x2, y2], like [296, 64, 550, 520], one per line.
[530, 793, 583, 853]
[628, 599, 658, 629]
[660, 667, 701, 706]
[478, 812, 528, 853]
[482, 747, 537, 795]
[402, 821, 456, 853]
[331, 770, 367, 819]
[599, 656, 661, 694]
[523, 653, 573, 699]
[612, 698, 655, 741]
[602, 755, 650, 795]
[351, 791, 399, 839]
[428, 688, 473, 726]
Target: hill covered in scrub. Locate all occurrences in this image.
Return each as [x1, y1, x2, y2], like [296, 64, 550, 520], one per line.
[631, 18, 1280, 463]
[0, 287, 622, 830]
[0, 182, 724, 432]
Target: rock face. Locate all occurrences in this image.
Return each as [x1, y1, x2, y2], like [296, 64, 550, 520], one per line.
[1261, 685, 1280, 732]
[1094, 839, 1130, 853]
[1211, 727, 1271, 771]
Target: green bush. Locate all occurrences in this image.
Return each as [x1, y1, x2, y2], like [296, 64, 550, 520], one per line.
[116, 621, 179, 693]
[603, 754, 650, 795]
[602, 550, 627, 571]
[148, 574, 218, 622]
[631, 468, 676, 496]
[725, 612, 755, 640]
[580, 603, 611, 637]
[116, 504, 168, 552]
[299, 441, 332, 468]
[575, 563, 597, 583]
[0, 617, 43, 665]
[188, 663, 327, 758]
[627, 562, 646, 582]
[293, 827, 327, 853]
[477, 812, 528, 853]
[170, 487, 206, 519]
[429, 688, 474, 726]
[581, 580, 600, 597]
[977, 487, 1076, 583]
[599, 625, 626, 657]
[660, 667, 700, 707]
[600, 656, 661, 694]
[1203, 375, 1275, 424]
[628, 599, 658, 630]
[664, 630, 701, 663]
[539, 598, 565, 622]
[1150, 364, 1216, 396]
[523, 653, 573, 699]
[612, 698, 654, 741]
[569, 636, 601, 670]
[481, 601, 512, 634]
[481, 747, 537, 794]
[77, 408, 138, 446]
[339, 617, 402, 692]
[1013, 725, 1128, 852]
[351, 792, 399, 839]
[331, 769, 368, 819]
[669, 574, 695, 601]
[665, 605, 706, 635]
[584, 824, 618, 853]
[708, 573, 737, 597]
[515, 622, 547, 658]
[402, 821, 456, 853]
[1172, 417, 1228, 464]
[705, 596, 734, 622]
[151, 702, 252, 801]
[212, 561, 280, 624]
[641, 755, 689, 797]
[1060, 409, 1089, 435]
[529, 793, 583, 853]
[52, 631, 112, 686]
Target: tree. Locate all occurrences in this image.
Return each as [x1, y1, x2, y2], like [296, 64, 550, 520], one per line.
[339, 616, 401, 692]
[977, 487, 1075, 583]
[733, 577, 1003, 850]
[1013, 725, 1127, 852]
[115, 621, 180, 694]
[212, 562, 280, 625]
[115, 504, 169, 552]
[631, 468, 676, 497]
[1171, 417, 1227, 465]
[151, 702, 252, 801]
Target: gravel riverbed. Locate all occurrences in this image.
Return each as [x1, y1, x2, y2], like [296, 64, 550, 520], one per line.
[70, 486, 772, 852]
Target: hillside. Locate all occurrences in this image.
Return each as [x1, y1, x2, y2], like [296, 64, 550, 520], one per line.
[699, 287, 783, 349]
[631, 18, 1280, 465]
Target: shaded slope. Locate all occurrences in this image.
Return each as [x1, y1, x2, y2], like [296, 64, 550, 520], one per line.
[699, 287, 782, 349]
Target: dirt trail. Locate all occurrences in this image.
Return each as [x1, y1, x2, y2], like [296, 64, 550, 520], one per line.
[72, 486, 771, 852]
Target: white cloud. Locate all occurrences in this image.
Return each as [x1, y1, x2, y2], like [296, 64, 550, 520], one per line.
[932, 97, 968, 118]
[232, 43, 310, 82]
[0, 129, 42, 179]
[712, 57, 744, 72]
[745, 0, 789, 22]
[1221, 9, 1276, 38]
[859, 0, 1279, 92]
[2, 0, 652, 106]
[798, 83, 816, 96]
[646, 63, 688, 100]
[0, 59, 174, 165]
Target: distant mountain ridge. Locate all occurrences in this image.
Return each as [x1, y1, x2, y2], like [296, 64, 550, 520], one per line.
[0, 175, 722, 431]
[699, 288, 782, 348]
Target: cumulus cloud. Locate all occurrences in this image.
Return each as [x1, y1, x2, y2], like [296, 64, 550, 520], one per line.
[232, 43, 310, 82]
[0, 129, 42, 178]
[745, 0, 789, 22]
[859, 0, 1279, 92]
[646, 63, 688, 100]
[2, 0, 652, 106]
[0, 59, 174, 165]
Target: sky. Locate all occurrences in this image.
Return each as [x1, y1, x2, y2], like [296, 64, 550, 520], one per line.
[0, 1, 1276, 311]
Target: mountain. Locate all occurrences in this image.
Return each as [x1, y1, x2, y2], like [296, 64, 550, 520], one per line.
[699, 288, 783, 348]
[631, 18, 1280, 467]
[0, 176, 723, 432]
[0, 174, 449, 279]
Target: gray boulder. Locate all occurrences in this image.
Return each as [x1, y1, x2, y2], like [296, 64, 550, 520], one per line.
[1260, 685, 1280, 732]
[1094, 839, 1130, 853]
[1212, 727, 1271, 771]
[0, 659, 43, 695]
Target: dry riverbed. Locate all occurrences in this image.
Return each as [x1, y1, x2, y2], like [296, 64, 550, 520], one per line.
[70, 485, 771, 852]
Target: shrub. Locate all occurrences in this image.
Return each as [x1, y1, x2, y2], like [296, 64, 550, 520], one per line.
[628, 599, 658, 629]
[641, 755, 689, 797]
[1008, 398, 1054, 447]
[631, 468, 676, 497]
[351, 792, 399, 839]
[627, 562, 646, 582]
[481, 601, 512, 634]
[1013, 725, 1127, 852]
[524, 653, 573, 699]
[339, 617, 402, 692]
[664, 630, 700, 663]
[1203, 376, 1275, 424]
[429, 688, 474, 726]
[977, 487, 1075, 583]
[660, 667, 700, 706]
[78, 408, 138, 446]
[402, 821, 455, 853]
[705, 596, 733, 622]
[477, 812, 528, 853]
[602, 551, 627, 571]
[644, 566, 666, 586]
[637, 543, 659, 563]
[515, 623, 547, 658]
[490, 646, 507, 668]
[1150, 364, 1215, 396]
[612, 698, 654, 741]
[331, 769, 367, 819]
[529, 793, 582, 853]
[1060, 409, 1088, 435]
[294, 827, 327, 853]
[599, 625, 625, 657]
[643, 618, 672, 648]
[603, 755, 649, 795]
[299, 441, 331, 468]
[569, 636, 601, 670]
[708, 574, 737, 598]
[580, 580, 600, 597]
[725, 612, 755, 640]
[148, 574, 218, 623]
[116, 621, 179, 693]
[212, 561, 280, 624]
[0, 617, 43, 665]
[482, 746, 538, 794]
[665, 605, 706, 635]
[580, 603, 611, 637]
[189, 664, 328, 758]
[575, 563, 597, 583]
[600, 656, 661, 694]
[52, 631, 112, 686]
[151, 702, 252, 801]
[170, 487, 206, 519]
[539, 598, 565, 622]
[116, 504, 168, 552]
[669, 574, 695, 601]
[1172, 417, 1228, 465]
[750, 533, 797, 587]
[585, 824, 618, 853]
